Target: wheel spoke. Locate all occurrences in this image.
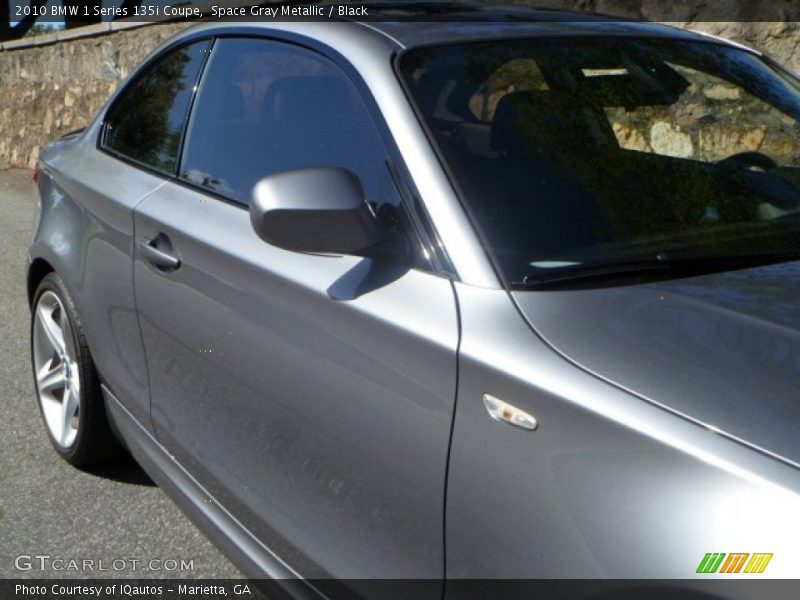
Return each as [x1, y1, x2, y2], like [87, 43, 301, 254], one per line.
[37, 362, 66, 394]
[37, 303, 66, 356]
[60, 307, 77, 363]
[60, 387, 79, 446]
[70, 369, 80, 397]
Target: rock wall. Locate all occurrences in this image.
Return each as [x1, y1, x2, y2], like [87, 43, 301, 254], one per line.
[0, 22, 189, 168]
[607, 66, 800, 167]
[0, 17, 797, 169]
[686, 21, 800, 74]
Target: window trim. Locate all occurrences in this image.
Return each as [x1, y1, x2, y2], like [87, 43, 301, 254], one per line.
[98, 26, 454, 277]
[173, 33, 454, 275]
[176, 33, 399, 208]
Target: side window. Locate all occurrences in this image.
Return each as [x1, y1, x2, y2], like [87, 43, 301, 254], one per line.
[180, 38, 400, 209]
[102, 40, 210, 173]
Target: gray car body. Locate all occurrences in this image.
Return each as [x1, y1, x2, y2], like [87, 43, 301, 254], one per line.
[26, 9, 800, 594]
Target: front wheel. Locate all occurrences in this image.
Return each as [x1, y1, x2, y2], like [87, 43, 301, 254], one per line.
[31, 273, 120, 466]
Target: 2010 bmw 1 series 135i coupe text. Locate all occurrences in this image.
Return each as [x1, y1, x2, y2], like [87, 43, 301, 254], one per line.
[26, 3, 800, 596]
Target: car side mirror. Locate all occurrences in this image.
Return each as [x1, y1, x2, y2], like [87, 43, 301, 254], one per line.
[250, 167, 387, 254]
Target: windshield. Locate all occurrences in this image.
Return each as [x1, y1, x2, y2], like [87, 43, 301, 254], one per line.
[399, 37, 800, 286]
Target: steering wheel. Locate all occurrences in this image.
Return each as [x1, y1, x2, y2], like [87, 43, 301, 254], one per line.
[712, 151, 798, 222]
[717, 151, 778, 172]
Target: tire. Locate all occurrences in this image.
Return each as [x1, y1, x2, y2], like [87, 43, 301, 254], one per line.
[30, 272, 121, 466]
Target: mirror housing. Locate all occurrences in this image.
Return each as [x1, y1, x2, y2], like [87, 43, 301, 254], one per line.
[250, 167, 387, 254]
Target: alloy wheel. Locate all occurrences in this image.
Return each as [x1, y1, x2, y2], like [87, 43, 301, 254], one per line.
[32, 291, 81, 448]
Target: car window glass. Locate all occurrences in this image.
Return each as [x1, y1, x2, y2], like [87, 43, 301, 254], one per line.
[103, 40, 210, 173]
[180, 38, 400, 209]
[469, 58, 549, 121]
[401, 39, 800, 286]
[606, 63, 800, 165]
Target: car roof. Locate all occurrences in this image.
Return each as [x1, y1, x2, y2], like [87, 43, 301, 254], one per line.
[345, 2, 721, 49]
[173, 3, 752, 63]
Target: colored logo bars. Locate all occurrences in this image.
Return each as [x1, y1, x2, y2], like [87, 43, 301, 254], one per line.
[696, 553, 773, 574]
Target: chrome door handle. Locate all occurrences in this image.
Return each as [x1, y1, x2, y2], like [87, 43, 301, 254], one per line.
[139, 238, 181, 270]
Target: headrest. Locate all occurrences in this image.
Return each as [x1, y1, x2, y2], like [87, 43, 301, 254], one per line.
[197, 83, 244, 123]
[263, 76, 355, 131]
[490, 90, 616, 156]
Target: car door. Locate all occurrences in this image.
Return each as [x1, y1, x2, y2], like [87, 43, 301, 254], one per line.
[58, 38, 210, 431]
[132, 37, 458, 589]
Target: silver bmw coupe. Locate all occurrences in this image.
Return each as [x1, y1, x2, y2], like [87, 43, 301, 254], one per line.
[26, 3, 800, 593]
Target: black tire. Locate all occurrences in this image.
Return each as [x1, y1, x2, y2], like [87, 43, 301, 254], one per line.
[31, 272, 121, 467]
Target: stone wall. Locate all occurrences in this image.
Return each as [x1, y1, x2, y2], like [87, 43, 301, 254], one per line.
[0, 17, 797, 169]
[0, 21, 190, 168]
[607, 67, 800, 167]
[688, 21, 800, 74]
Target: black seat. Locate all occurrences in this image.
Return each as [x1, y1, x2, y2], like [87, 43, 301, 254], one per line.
[460, 90, 622, 268]
[258, 76, 390, 203]
[490, 90, 618, 161]
[260, 76, 364, 172]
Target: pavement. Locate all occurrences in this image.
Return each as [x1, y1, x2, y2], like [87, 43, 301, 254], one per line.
[0, 168, 242, 579]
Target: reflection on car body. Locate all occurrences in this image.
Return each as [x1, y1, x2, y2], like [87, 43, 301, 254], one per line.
[26, 3, 800, 596]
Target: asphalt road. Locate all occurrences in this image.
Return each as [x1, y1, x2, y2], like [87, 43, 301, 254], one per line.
[0, 168, 242, 579]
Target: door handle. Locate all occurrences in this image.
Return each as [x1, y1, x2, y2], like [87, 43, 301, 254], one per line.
[139, 237, 181, 270]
